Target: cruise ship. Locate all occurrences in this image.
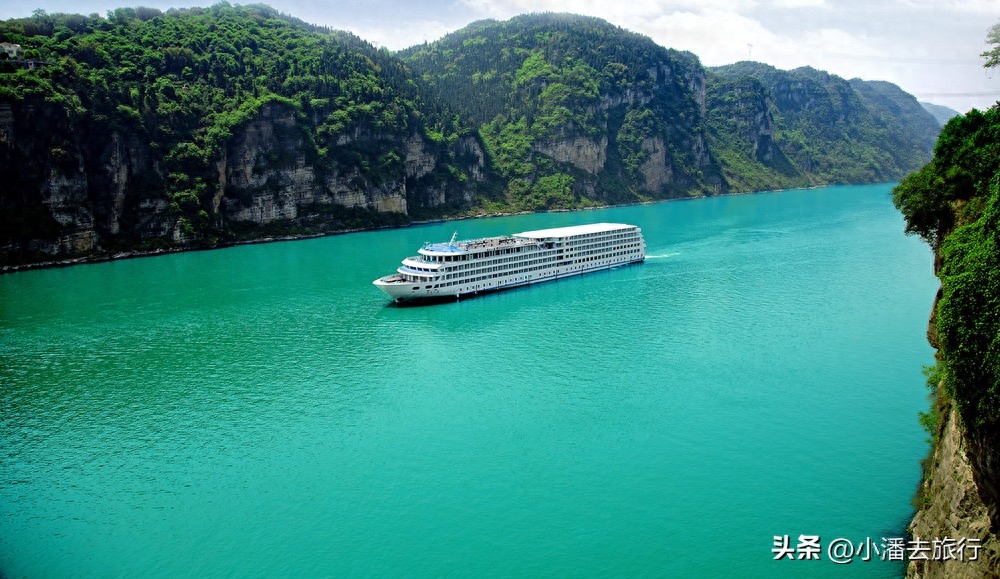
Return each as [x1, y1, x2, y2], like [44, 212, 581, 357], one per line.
[373, 222, 645, 302]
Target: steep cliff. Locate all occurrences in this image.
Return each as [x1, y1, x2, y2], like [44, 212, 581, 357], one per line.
[399, 14, 726, 209]
[1, 7, 941, 267]
[909, 405, 1000, 578]
[703, 75, 800, 192]
[893, 106, 1000, 578]
[0, 96, 485, 265]
[0, 5, 485, 266]
[0, 97, 174, 262]
[402, 15, 938, 211]
[217, 102, 483, 227]
[708, 63, 939, 188]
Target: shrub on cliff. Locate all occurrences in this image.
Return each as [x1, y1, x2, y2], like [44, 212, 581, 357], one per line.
[935, 180, 1000, 426]
[893, 105, 1000, 428]
[893, 108, 1000, 242]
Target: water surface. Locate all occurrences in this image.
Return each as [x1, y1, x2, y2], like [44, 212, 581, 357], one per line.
[0, 184, 938, 577]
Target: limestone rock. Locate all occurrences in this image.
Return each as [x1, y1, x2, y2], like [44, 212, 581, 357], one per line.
[533, 136, 607, 175]
[907, 407, 1000, 578]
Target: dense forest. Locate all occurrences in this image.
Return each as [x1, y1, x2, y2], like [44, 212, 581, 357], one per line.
[0, 2, 472, 199]
[0, 3, 482, 265]
[399, 14, 721, 208]
[0, 5, 941, 266]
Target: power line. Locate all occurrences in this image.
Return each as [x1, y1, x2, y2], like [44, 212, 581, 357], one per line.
[913, 91, 1000, 97]
[824, 52, 983, 65]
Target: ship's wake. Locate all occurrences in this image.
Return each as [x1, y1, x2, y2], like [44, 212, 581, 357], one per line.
[645, 252, 679, 259]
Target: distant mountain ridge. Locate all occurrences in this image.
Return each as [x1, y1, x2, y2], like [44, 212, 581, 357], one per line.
[706, 62, 939, 191]
[401, 14, 940, 205]
[919, 101, 962, 126]
[0, 7, 940, 267]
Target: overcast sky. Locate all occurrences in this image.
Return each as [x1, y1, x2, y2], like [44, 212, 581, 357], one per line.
[4, 0, 999, 112]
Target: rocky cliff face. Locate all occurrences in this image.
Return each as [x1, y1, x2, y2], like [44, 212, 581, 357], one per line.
[708, 63, 938, 187]
[216, 104, 484, 230]
[0, 99, 167, 263]
[637, 62, 719, 195]
[0, 100, 486, 266]
[712, 78, 775, 158]
[544, 61, 719, 201]
[637, 137, 670, 191]
[908, 405, 1000, 578]
[1, 99, 100, 262]
[399, 16, 727, 206]
[533, 135, 608, 175]
[1, 11, 941, 267]
[907, 240, 1000, 578]
[219, 103, 410, 224]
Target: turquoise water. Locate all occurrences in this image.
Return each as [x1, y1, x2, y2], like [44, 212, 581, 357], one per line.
[1, 184, 938, 577]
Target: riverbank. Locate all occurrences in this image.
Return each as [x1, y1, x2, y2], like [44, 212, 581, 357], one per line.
[1, 186, 839, 274]
[0, 200, 641, 274]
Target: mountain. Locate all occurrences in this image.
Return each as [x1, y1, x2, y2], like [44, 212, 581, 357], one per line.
[401, 16, 940, 207]
[0, 4, 485, 266]
[707, 64, 939, 190]
[399, 13, 723, 208]
[0, 8, 940, 267]
[919, 101, 962, 126]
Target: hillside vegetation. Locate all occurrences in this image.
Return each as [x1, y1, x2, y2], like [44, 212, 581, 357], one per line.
[920, 101, 961, 126]
[0, 6, 940, 266]
[894, 107, 1000, 430]
[0, 3, 479, 264]
[708, 63, 939, 189]
[399, 14, 721, 209]
[402, 15, 939, 210]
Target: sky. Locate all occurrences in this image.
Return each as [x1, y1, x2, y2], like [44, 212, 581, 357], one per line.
[3, 0, 1000, 113]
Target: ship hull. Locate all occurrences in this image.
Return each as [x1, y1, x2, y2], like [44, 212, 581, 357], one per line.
[374, 256, 645, 302]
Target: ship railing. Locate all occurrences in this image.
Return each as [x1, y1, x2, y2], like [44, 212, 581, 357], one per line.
[398, 266, 436, 277]
[422, 237, 535, 256]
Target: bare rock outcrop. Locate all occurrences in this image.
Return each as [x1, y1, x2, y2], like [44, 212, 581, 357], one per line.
[533, 136, 607, 175]
[908, 406, 1000, 578]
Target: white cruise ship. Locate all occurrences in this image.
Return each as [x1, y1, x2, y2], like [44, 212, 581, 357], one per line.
[373, 222, 645, 302]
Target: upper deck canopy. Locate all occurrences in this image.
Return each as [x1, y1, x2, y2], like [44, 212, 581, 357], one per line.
[514, 222, 635, 240]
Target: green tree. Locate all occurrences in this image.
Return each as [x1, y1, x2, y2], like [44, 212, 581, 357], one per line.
[983, 20, 1000, 68]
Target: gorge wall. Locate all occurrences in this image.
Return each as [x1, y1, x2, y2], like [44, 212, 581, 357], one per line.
[0, 98, 485, 266]
[0, 8, 940, 268]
